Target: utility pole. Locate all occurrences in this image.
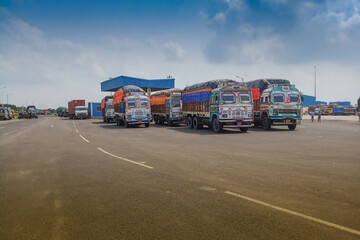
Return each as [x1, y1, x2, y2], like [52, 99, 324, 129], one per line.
[236, 76, 244, 83]
[6, 93, 12, 105]
[314, 66, 317, 101]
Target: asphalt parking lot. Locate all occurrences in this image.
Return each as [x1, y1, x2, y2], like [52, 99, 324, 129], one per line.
[0, 116, 359, 239]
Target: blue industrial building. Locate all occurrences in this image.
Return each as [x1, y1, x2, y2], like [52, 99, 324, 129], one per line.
[101, 75, 175, 96]
[329, 101, 351, 106]
[88, 102, 102, 118]
[316, 101, 327, 106]
[302, 95, 316, 107]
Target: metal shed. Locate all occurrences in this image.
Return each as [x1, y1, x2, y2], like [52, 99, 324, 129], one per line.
[88, 102, 102, 118]
[101, 75, 175, 96]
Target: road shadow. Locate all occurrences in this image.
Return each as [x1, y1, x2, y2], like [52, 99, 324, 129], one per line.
[249, 126, 295, 132]
[164, 125, 244, 135]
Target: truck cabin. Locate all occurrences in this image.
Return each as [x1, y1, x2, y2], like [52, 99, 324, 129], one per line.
[261, 88, 301, 105]
[167, 93, 182, 108]
[125, 95, 150, 109]
[218, 84, 252, 106]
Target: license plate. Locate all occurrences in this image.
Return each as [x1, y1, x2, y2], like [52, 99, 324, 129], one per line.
[137, 120, 142, 123]
[286, 119, 291, 123]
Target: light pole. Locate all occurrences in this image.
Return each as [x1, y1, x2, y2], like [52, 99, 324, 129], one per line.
[314, 66, 317, 101]
[6, 93, 12, 105]
[236, 76, 244, 83]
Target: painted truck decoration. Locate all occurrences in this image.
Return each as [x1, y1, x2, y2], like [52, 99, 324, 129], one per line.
[113, 85, 151, 128]
[182, 79, 253, 133]
[101, 95, 115, 123]
[150, 88, 183, 126]
[246, 79, 302, 130]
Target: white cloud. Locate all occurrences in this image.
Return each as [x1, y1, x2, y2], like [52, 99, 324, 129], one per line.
[163, 41, 187, 61]
[214, 12, 226, 24]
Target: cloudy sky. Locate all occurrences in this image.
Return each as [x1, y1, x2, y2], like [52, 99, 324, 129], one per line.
[0, 0, 359, 108]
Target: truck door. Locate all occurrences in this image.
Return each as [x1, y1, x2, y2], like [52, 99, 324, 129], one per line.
[210, 92, 219, 120]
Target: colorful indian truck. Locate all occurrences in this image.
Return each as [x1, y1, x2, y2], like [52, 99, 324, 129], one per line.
[27, 105, 38, 119]
[101, 95, 115, 123]
[113, 85, 151, 128]
[150, 88, 182, 126]
[246, 79, 302, 130]
[182, 79, 253, 133]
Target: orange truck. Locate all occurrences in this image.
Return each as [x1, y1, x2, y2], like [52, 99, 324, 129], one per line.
[150, 88, 182, 126]
[113, 85, 151, 128]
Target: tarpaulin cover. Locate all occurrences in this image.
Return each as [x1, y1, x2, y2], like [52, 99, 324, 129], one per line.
[150, 95, 167, 106]
[182, 90, 211, 103]
[246, 79, 291, 94]
[251, 88, 261, 101]
[152, 88, 182, 97]
[183, 79, 236, 92]
[113, 85, 145, 104]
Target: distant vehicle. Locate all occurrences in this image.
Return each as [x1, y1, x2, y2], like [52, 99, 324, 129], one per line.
[113, 85, 151, 128]
[26, 105, 38, 119]
[68, 100, 88, 119]
[18, 109, 29, 119]
[343, 107, 356, 116]
[151, 88, 182, 126]
[6, 108, 13, 119]
[183, 80, 253, 133]
[314, 108, 321, 115]
[101, 96, 115, 123]
[0, 107, 9, 120]
[358, 97, 360, 120]
[246, 79, 302, 130]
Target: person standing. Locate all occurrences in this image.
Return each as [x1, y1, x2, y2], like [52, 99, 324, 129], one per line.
[310, 111, 314, 122]
[318, 111, 322, 122]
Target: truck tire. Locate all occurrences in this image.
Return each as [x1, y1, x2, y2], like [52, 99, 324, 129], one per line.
[193, 117, 203, 130]
[261, 116, 271, 130]
[103, 117, 106, 123]
[240, 127, 248, 133]
[116, 118, 120, 126]
[212, 118, 222, 133]
[145, 123, 150, 128]
[124, 120, 129, 128]
[154, 115, 159, 125]
[288, 124, 296, 130]
[187, 116, 193, 129]
[168, 120, 173, 127]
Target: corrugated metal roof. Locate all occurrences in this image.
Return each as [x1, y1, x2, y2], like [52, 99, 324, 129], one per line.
[101, 75, 175, 92]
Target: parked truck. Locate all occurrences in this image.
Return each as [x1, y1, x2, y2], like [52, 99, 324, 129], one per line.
[113, 85, 151, 128]
[27, 105, 38, 119]
[182, 79, 253, 133]
[151, 88, 182, 126]
[101, 96, 115, 123]
[246, 79, 302, 130]
[68, 100, 88, 119]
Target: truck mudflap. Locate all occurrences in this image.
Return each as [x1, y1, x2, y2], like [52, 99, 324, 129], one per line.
[220, 119, 254, 128]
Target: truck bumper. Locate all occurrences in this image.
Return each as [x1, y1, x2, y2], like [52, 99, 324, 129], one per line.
[270, 117, 301, 125]
[170, 116, 183, 123]
[220, 119, 254, 128]
[127, 119, 151, 125]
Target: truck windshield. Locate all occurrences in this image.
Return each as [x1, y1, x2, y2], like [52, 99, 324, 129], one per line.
[140, 100, 149, 107]
[76, 107, 87, 111]
[288, 94, 299, 103]
[171, 100, 181, 108]
[272, 93, 285, 103]
[240, 94, 251, 103]
[222, 94, 235, 104]
[127, 101, 137, 108]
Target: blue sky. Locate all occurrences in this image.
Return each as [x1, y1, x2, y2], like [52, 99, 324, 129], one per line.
[1, 0, 359, 107]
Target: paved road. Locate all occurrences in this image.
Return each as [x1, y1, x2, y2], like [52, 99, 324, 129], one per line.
[0, 116, 359, 239]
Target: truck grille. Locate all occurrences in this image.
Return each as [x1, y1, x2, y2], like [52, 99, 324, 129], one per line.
[135, 110, 143, 116]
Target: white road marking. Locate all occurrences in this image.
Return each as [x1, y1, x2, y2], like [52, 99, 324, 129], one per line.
[50, 125, 54, 127]
[3, 130, 16, 136]
[225, 191, 360, 236]
[79, 134, 90, 143]
[75, 128, 79, 133]
[97, 147, 153, 169]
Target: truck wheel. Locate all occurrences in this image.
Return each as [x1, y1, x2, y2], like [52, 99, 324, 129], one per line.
[261, 116, 271, 130]
[116, 118, 120, 126]
[240, 127, 248, 133]
[168, 120, 173, 127]
[154, 116, 159, 125]
[103, 117, 106, 123]
[288, 124, 296, 130]
[187, 116, 193, 129]
[124, 120, 129, 128]
[193, 117, 203, 130]
[145, 123, 150, 128]
[212, 118, 222, 133]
